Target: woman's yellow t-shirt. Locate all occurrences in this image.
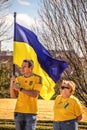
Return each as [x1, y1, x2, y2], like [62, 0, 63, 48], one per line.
[54, 95, 83, 121]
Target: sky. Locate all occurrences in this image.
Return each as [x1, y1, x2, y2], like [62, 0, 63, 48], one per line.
[11, 0, 39, 18]
[1, 0, 40, 51]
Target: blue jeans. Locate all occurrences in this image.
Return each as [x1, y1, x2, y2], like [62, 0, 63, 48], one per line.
[53, 119, 78, 130]
[14, 112, 37, 130]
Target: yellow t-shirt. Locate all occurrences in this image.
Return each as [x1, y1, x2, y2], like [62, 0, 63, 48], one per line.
[54, 95, 83, 121]
[15, 74, 42, 114]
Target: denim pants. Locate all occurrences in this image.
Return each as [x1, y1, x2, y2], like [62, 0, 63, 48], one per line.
[53, 119, 78, 130]
[14, 112, 37, 130]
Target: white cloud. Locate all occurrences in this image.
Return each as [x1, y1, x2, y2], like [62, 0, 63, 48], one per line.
[1, 13, 43, 51]
[16, 13, 37, 28]
[17, 0, 30, 6]
[6, 13, 40, 29]
[17, 14, 34, 26]
[1, 13, 40, 51]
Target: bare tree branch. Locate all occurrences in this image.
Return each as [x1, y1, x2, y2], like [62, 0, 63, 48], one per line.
[38, 0, 87, 105]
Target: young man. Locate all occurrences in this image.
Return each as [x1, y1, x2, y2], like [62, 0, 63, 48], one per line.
[10, 59, 42, 130]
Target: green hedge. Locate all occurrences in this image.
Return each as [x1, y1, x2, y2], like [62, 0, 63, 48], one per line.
[0, 120, 87, 130]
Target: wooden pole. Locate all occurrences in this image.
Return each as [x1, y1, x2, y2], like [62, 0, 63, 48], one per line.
[13, 12, 16, 76]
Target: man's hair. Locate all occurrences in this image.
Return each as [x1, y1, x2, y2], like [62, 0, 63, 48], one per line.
[23, 59, 34, 68]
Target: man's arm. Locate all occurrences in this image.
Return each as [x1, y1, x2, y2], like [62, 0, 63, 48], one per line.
[10, 80, 40, 98]
[19, 88, 40, 98]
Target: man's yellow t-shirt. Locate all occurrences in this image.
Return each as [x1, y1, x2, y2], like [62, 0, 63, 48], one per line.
[15, 74, 42, 114]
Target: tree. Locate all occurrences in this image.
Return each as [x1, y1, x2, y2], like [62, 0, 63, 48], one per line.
[38, 0, 87, 105]
[0, 0, 13, 51]
[0, 0, 13, 97]
[0, 63, 12, 97]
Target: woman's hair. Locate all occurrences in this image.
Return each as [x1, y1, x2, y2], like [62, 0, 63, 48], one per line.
[62, 80, 76, 94]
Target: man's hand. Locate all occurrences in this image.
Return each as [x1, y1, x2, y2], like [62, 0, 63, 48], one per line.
[12, 82, 20, 91]
[10, 76, 19, 98]
[11, 76, 15, 82]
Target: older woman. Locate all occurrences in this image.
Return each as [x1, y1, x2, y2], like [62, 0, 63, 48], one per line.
[53, 80, 83, 130]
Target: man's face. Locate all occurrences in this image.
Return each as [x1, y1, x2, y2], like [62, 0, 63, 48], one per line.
[21, 62, 30, 74]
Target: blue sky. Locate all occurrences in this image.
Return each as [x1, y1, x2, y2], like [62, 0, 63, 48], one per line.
[1, 0, 40, 51]
[10, 0, 39, 19]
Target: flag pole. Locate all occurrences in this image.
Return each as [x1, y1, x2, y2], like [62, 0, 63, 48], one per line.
[13, 12, 16, 76]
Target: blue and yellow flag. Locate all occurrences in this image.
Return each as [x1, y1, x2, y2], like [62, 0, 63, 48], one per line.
[13, 22, 68, 100]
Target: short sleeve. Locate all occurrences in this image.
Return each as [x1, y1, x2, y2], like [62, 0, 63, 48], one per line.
[34, 76, 42, 92]
[74, 99, 83, 116]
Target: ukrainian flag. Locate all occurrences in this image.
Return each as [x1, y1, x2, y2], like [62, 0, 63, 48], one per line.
[13, 22, 68, 100]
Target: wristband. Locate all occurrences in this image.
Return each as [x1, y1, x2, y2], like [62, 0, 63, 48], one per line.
[20, 87, 23, 91]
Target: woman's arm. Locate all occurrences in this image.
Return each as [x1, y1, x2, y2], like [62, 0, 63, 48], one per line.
[76, 114, 82, 122]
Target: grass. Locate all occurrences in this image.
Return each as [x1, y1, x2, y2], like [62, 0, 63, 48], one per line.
[0, 99, 87, 122]
[0, 99, 87, 129]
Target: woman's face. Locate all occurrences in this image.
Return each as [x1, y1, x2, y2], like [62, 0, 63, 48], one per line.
[60, 83, 72, 98]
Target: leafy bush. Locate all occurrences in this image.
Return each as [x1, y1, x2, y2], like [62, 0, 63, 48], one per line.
[0, 64, 12, 98]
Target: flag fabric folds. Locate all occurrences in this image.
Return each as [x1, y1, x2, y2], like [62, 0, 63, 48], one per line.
[13, 22, 69, 100]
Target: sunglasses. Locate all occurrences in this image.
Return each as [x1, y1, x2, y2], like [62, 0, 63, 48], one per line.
[61, 86, 70, 90]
